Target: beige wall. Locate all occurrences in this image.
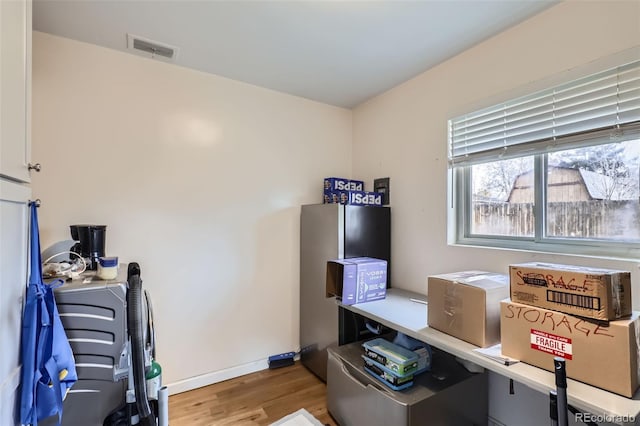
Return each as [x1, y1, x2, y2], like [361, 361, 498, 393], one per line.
[30, 0, 640, 405]
[31, 32, 352, 391]
[353, 4, 639, 421]
[353, 0, 640, 302]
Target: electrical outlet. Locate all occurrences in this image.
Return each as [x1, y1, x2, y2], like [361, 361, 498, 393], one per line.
[373, 177, 390, 205]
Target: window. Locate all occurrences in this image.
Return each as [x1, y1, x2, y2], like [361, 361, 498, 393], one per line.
[449, 60, 640, 259]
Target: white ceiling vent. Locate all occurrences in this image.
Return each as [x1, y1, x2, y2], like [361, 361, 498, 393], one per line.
[126, 34, 179, 62]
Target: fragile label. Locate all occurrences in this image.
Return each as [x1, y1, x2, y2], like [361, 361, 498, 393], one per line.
[530, 329, 573, 360]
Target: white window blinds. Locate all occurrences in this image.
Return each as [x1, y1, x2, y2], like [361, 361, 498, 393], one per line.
[448, 60, 640, 166]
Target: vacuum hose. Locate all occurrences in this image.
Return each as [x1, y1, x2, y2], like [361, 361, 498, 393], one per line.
[127, 263, 157, 426]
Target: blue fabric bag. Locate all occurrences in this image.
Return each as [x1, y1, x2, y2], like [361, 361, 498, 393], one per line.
[19, 203, 77, 426]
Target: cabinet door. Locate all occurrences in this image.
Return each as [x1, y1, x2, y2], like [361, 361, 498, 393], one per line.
[0, 0, 31, 183]
[0, 179, 30, 425]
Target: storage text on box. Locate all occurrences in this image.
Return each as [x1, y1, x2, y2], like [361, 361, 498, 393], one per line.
[530, 329, 573, 360]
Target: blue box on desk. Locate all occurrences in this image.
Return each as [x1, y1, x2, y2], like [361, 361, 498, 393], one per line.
[326, 257, 387, 305]
[323, 190, 383, 207]
[324, 177, 364, 192]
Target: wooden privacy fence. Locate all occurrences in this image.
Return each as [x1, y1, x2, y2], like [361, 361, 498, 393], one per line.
[473, 200, 640, 239]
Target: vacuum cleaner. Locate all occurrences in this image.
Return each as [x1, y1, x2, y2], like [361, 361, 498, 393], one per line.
[122, 262, 168, 426]
[45, 263, 168, 426]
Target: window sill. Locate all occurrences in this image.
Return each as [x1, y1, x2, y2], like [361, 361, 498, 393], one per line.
[450, 237, 640, 264]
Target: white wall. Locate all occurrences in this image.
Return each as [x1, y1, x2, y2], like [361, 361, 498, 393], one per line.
[31, 32, 352, 391]
[29, 0, 640, 414]
[353, 0, 640, 297]
[352, 1, 640, 424]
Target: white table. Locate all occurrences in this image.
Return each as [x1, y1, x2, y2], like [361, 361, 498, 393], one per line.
[339, 288, 640, 426]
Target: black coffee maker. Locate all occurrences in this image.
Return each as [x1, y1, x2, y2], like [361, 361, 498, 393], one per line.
[70, 225, 107, 270]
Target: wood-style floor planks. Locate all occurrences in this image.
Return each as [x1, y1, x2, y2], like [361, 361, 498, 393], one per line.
[169, 362, 337, 425]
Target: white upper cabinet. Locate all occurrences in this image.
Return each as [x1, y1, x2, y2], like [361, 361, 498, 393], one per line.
[0, 0, 32, 183]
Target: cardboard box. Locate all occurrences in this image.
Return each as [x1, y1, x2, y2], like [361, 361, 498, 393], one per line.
[427, 271, 509, 347]
[509, 262, 632, 321]
[324, 177, 364, 192]
[326, 257, 387, 305]
[501, 300, 640, 397]
[346, 190, 382, 206]
[323, 190, 340, 204]
[323, 189, 383, 206]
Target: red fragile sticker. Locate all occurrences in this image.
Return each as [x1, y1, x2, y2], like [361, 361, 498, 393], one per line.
[530, 329, 573, 360]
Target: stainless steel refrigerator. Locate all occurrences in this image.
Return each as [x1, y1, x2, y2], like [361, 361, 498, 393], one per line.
[300, 203, 391, 381]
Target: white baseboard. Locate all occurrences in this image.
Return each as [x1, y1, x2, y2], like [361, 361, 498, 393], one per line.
[166, 358, 269, 395]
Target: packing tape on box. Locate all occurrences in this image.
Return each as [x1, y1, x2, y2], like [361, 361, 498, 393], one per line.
[612, 274, 623, 318]
[444, 282, 462, 330]
[635, 318, 640, 384]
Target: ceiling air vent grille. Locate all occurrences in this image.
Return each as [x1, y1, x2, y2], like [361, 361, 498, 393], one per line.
[126, 34, 179, 62]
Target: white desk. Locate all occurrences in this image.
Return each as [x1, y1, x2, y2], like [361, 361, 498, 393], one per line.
[339, 288, 640, 426]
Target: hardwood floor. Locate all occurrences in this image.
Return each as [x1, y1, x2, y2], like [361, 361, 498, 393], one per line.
[168, 362, 338, 426]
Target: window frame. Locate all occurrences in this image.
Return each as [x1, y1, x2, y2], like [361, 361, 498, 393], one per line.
[451, 145, 640, 260]
[447, 50, 640, 261]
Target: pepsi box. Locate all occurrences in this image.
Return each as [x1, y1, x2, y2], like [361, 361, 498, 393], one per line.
[324, 177, 364, 192]
[326, 257, 387, 305]
[323, 190, 340, 204]
[346, 190, 383, 206]
[323, 190, 383, 207]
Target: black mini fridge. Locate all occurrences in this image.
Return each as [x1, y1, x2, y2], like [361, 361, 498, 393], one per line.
[299, 203, 391, 381]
